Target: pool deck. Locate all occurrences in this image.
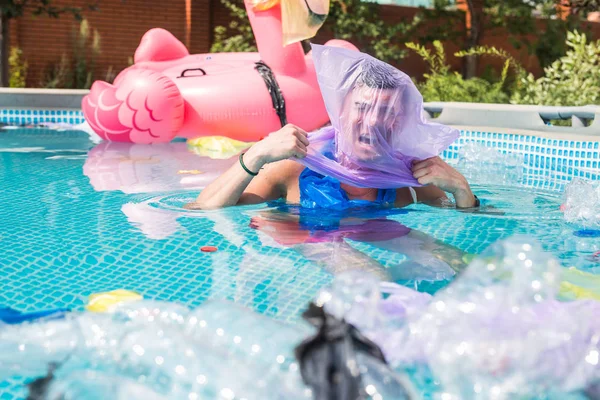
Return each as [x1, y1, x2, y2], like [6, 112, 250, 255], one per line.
[426, 101, 600, 139]
[0, 88, 86, 109]
[1, 88, 600, 140]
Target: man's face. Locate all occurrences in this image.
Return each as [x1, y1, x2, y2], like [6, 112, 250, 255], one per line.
[339, 85, 398, 161]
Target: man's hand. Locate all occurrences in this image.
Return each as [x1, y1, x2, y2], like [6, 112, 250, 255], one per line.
[412, 157, 477, 208]
[243, 124, 309, 172]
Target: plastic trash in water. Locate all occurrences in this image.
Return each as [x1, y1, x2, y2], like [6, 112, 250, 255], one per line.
[186, 136, 253, 159]
[43, 371, 169, 400]
[315, 271, 431, 366]
[310, 271, 422, 398]
[456, 142, 524, 185]
[0, 300, 310, 399]
[86, 289, 143, 313]
[0, 307, 69, 324]
[400, 236, 597, 398]
[559, 267, 600, 301]
[183, 300, 312, 397]
[562, 178, 600, 228]
[295, 301, 417, 400]
[315, 236, 600, 399]
[0, 295, 421, 399]
[458, 142, 524, 167]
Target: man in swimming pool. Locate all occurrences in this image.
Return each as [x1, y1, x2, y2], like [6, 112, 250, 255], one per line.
[186, 62, 477, 210]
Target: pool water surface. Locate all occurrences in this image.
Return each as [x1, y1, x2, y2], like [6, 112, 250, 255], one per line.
[0, 127, 599, 399]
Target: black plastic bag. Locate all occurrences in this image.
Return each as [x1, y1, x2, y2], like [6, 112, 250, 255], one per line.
[294, 302, 389, 400]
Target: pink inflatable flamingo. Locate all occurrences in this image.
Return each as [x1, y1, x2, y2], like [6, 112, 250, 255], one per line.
[82, 0, 358, 144]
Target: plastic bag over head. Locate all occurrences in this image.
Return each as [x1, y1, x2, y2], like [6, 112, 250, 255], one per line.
[298, 44, 460, 189]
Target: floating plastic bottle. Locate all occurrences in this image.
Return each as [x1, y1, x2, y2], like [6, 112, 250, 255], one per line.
[562, 178, 600, 228]
[316, 236, 600, 399]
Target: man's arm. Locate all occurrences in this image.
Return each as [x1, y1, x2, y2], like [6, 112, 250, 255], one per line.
[411, 157, 477, 208]
[237, 160, 303, 205]
[184, 124, 308, 209]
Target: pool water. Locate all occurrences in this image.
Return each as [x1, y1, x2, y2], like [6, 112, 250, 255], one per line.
[0, 127, 599, 398]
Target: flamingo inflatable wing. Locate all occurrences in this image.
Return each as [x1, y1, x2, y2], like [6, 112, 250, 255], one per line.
[82, 0, 358, 144]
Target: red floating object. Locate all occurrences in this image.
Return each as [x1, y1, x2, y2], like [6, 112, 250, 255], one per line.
[200, 246, 218, 253]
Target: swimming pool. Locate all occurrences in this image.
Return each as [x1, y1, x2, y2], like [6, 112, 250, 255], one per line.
[1, 122, 599, 398]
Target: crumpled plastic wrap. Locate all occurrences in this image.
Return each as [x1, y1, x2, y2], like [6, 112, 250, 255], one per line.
[0, 301, 310, 399]
[298, 44, 459, 189]
[0, 298, 415, 400]
[316, 236, 600, 399]
[407, 236, 600, 399]
[456, 142, 524, 185]
[458, 142, 523, 167]
[562, 178, 600, 228]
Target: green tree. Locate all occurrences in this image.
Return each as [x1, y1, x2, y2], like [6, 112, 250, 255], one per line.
[418, 0, 583, 78]
[566, 0, 600, 12]
[323, 0, 418, 63]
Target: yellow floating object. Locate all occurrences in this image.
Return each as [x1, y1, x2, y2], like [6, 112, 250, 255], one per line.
[187, 136, 254, 160]
[462, 253, 477, 265]
[559, 267, 600, 301]
[248, 0, 280, 11]
[86, 289, 143, 313]
[177, 169, 205, 175]
[460, 255, 600, 301]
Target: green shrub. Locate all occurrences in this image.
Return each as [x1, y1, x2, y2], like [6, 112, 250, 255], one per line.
[8, 47, 27, 88]
[210, 0, 257, 53]
[41, 18, 101, 89]
[72, 18, 101, 89]
[406, 41, 522, 103]
[41, 54, 71, 88]
[511, 30, 600, 106]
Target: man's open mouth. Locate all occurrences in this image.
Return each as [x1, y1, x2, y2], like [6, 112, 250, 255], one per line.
[358, 134, 372, 145]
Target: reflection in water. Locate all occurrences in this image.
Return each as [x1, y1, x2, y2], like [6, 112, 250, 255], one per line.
[83, 141, 237, 194]
[83, 141, 237, 238]
[121, 202, 183, 240]
[250, 208, 467, 289]
[81, 141, 470, 307]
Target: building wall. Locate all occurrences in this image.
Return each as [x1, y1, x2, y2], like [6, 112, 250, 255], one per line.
[13, 0, 208, 87]
[10, 0, 600, 88]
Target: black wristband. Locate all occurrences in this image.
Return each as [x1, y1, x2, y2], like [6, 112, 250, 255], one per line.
[239, 152, 259, 176]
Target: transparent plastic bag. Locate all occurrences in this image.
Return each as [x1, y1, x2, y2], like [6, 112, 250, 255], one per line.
[299, 44, 459, 189]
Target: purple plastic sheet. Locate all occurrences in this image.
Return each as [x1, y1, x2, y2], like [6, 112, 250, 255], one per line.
[297, 44, 460, 189]
[318, 237, 600, 397]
